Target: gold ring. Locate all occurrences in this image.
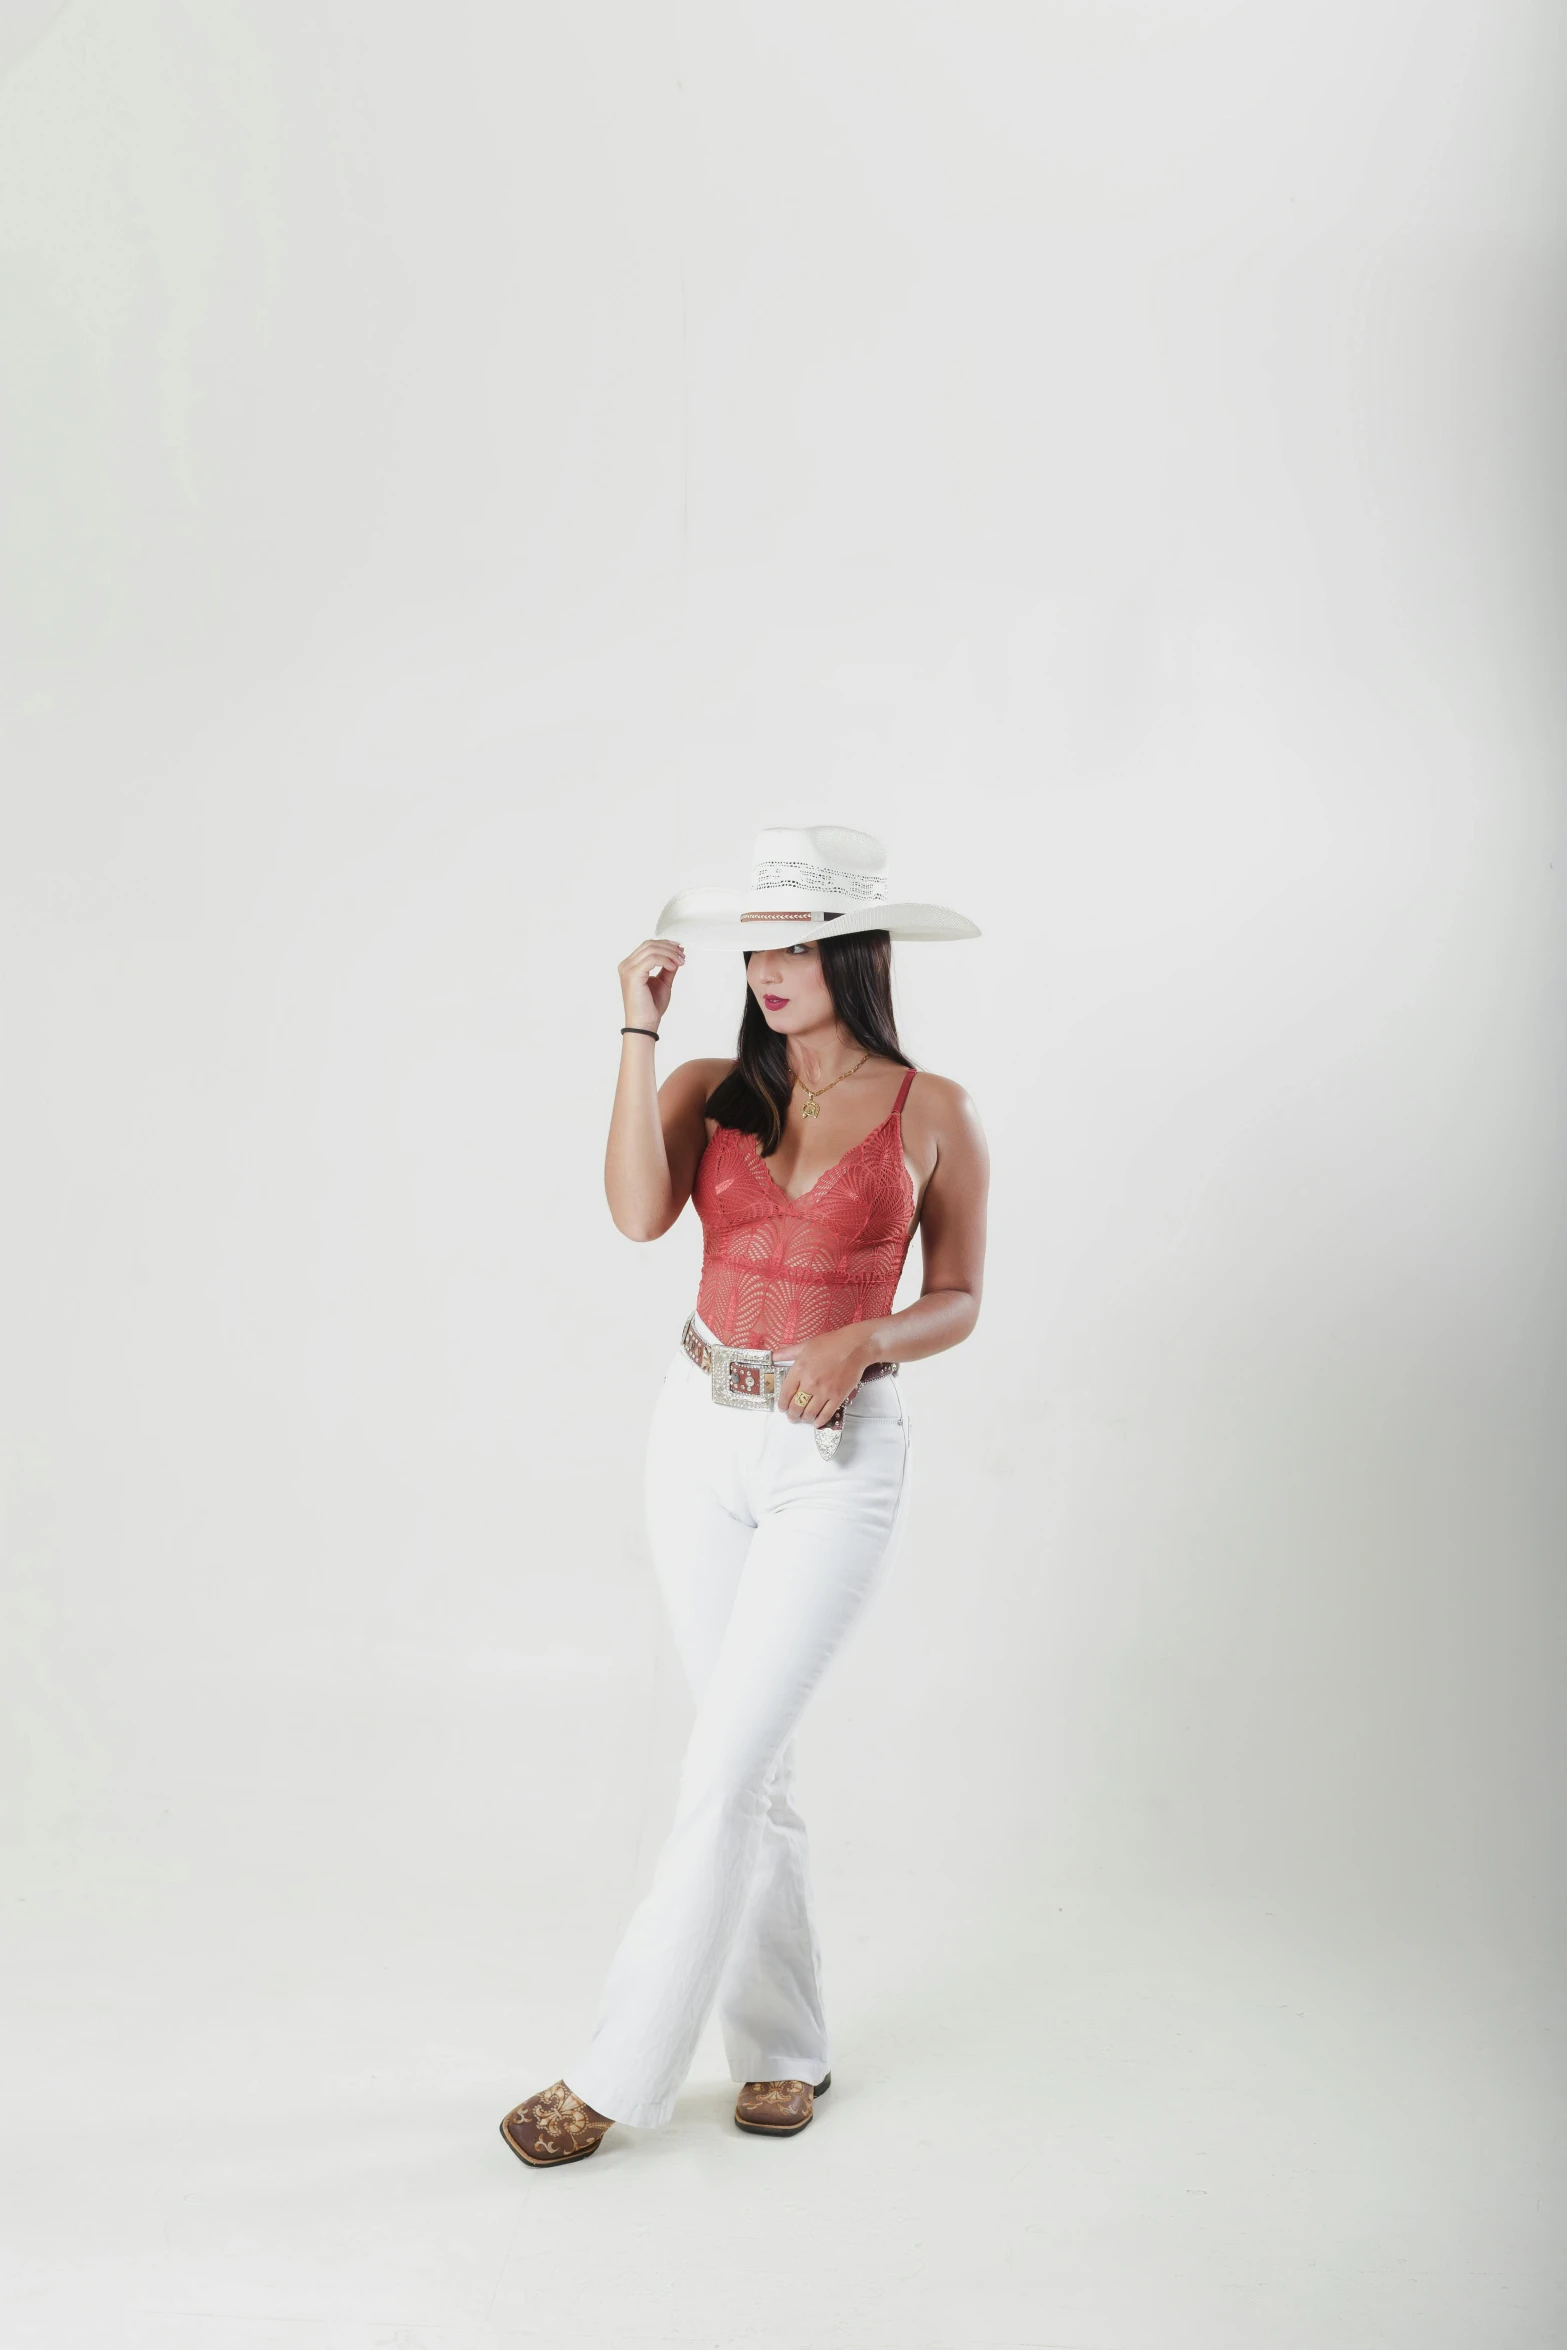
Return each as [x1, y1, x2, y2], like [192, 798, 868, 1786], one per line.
[794, 1390, 813, 1410]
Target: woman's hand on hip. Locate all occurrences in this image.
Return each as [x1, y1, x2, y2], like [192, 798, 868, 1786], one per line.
[777, 1327, 878, 1428]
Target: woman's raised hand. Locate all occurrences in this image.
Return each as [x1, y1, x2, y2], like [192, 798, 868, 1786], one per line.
[606, 938, 691, 1239]
[619, 937, 687, 1031]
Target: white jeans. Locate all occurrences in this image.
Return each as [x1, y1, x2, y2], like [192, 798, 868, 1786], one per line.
[565, 1308, 914, 2129]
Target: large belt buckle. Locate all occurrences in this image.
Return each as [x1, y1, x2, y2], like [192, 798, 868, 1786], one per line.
[710, 1342, 779, 1410]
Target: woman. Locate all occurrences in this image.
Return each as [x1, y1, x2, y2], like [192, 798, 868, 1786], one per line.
[499, 824, 989, 2164]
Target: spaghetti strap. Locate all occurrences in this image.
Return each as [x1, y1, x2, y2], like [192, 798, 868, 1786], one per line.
[893, 1066, 917, 1115]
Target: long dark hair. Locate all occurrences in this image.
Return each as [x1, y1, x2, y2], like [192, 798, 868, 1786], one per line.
[702, 927, 912, 1154]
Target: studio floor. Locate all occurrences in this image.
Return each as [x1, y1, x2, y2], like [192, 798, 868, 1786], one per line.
[2, 1671, 1558, 2350]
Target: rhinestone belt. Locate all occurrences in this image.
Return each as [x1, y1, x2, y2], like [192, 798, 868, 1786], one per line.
[679, 1313, 896, 1459]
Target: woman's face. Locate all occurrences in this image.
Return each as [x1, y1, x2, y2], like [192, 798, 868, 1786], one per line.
[745, 941, 836, 1033]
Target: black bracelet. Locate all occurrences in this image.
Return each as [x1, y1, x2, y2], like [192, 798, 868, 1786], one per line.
[620, 1025, 660, 1040]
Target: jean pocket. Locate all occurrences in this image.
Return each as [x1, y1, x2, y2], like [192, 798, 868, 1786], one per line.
[842, 1377, 902, 1424]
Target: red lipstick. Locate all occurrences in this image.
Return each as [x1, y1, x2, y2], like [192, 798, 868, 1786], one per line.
[762, 994, 788, 1010]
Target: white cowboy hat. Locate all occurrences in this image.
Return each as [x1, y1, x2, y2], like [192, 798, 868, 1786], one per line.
[655, 824, 980, 950]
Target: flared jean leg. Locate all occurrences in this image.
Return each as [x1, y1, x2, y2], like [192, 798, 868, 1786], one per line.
[712, 1730, 830, 2084]
[563, 1352, 910, 2130]
[635, 1405, 830, 2087]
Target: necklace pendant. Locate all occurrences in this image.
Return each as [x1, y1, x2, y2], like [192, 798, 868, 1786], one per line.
[801, 1093, 821, 1118]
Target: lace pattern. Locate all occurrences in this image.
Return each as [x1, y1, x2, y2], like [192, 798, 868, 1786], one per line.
[693, 1081, 917, 1353]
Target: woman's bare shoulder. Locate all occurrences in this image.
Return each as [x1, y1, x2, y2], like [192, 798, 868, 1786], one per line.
[903, 1067, 978, 1114]
[903, 1069, 986, 1145]
[661, 1055, 739, 1105]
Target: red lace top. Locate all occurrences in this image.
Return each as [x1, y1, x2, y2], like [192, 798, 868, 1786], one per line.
[692, 1067, 919, 1351]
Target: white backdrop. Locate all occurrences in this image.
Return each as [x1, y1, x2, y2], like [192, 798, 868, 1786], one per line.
[1, 5, 1562, 2346]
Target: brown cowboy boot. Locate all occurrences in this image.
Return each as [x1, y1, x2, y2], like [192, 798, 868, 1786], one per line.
[733, 2070, 832, 2135]
[499, 2079, 616, 2167]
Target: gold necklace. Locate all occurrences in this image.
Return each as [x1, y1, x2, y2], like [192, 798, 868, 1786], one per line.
[792, 1047, 871, 1120]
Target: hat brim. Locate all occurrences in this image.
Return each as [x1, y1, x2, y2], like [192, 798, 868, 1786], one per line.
[654, 896, 981, 949]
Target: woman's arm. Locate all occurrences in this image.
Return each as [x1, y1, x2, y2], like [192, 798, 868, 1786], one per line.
[774, 1075, 989, 1426]
[860, 1077, 988, 1363]
[605, 936, 731, 1241]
